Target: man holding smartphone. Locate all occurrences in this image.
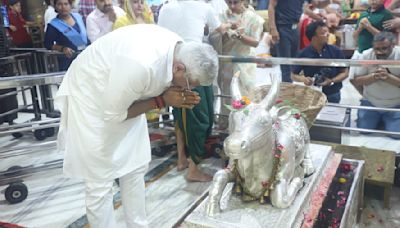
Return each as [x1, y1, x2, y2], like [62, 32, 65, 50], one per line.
[351, 31, 400, 137]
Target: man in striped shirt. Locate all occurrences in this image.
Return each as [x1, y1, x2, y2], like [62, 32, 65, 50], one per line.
[78, 0, 96, 23]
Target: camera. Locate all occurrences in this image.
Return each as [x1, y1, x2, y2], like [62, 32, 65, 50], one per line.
[314, 68, 333, 86]
[313, 73, 325, 86]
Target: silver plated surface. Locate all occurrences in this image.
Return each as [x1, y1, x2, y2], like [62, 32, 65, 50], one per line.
[183, 144, 333, 228]
[206, 72, 316, 215]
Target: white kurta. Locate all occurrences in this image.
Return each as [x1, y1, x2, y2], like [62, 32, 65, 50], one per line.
[56, 24, 183, 181]
[44, 5, 57, 31]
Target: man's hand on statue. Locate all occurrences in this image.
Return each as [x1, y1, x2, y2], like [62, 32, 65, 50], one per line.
[162, 87, 201, 109]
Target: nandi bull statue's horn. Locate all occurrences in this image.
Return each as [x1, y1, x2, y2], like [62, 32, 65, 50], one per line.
[260, 73, 280, 111]
[230, 71, 242, 101]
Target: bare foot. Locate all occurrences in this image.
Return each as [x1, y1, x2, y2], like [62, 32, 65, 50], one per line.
[186, 159, 213, 182]
[177, 159, 189, 171]
[186, 171, 213, 182]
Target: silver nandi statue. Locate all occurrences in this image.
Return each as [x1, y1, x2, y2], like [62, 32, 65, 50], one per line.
[206, 72, 315, 216]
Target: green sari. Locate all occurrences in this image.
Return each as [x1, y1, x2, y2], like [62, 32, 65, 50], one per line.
[173, 85, 214, 164]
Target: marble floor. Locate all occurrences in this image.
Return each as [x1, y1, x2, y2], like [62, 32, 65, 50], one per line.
[0, 69, 399, 227]
[358, 185, 400, 228]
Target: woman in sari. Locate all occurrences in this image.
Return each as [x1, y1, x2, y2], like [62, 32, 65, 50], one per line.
[216, 0, 264, 128]
[44, 0, 88, 71]
[113, 0, 154, 30]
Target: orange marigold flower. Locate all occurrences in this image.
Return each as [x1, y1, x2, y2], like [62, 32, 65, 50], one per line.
[241, 96, 251, 105]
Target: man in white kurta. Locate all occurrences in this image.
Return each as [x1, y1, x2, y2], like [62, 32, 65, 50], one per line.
[86, 0, 125, 43]
[55, 24, 218, 228]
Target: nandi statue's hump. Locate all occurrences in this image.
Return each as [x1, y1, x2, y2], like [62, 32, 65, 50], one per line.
[206, 72, 316, 216]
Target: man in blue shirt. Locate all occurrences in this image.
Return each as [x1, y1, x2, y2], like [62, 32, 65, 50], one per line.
[291, 21, 348, 103]
[268, 0, 324, 83]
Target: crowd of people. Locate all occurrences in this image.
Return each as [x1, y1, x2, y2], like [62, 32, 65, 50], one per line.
[2, 0, 400, 227]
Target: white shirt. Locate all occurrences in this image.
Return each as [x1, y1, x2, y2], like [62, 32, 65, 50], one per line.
[86, 6, 125, 43]
[158, 1, 221, 43]
[353, 46, 400, 108]
[44, 5, 57, 31]
[209, 0, 228, 17]
[55, 25, 182, 181]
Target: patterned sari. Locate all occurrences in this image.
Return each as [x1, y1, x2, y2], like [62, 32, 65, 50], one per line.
[215, 7, 264, 128]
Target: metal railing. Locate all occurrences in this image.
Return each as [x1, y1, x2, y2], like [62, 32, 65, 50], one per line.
[316, 103, 400, 137]
[219, 55, 400, 68]
[1, 57, 399, 138]
[0, 72, 64, 89]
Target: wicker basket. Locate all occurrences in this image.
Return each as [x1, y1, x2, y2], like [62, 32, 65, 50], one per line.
[249, 83, 327, 128]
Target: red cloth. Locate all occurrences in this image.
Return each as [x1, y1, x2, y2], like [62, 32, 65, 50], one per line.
[7, 8, 31, 46]
[384, 0, 393, 8]
[0, 221, 25, 228]
[299, 17, 312, 50]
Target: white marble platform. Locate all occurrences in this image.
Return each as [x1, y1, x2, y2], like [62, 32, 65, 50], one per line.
[183, 144, 334, 228]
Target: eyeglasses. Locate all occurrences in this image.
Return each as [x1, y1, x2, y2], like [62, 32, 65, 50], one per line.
[226, 0, 239, 5]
